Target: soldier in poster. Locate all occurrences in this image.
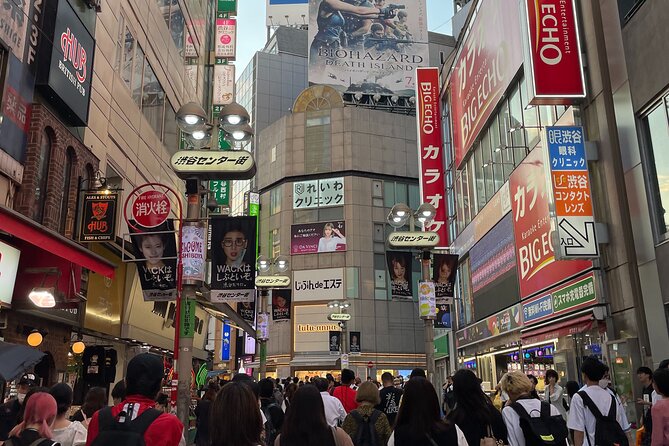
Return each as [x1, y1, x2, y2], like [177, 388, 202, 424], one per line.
[129, 220, 177, 301]
[387, 251, 412, 299]
[211, 216, 257, 302]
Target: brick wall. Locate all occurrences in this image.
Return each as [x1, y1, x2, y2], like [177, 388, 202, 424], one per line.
[15, 104, 99, 237]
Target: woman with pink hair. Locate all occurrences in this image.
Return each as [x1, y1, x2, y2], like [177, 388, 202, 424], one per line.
[6, 392, 59, 446]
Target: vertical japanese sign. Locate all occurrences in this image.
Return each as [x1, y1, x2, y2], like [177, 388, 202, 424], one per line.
[210, 216, 258, 302]
[215, 15, 236, 60]
[181, 224, 206, 282]
[129, 220, 178, 301]
[509, 148, 592, 300]
[523, 0, 586, 104]
[209, 180, 230, 207]
[218, 0, 237, 13]
[387, 251, 413, 299]
[272, 289, 291, 321]
[449, 0, 523, 168]
[546, 126, 598, 258]
[248, 192, 260, 258]
[292, 177, 344, 209]
[221, 323, 231, 361]
[212, 64, 235, 108]
[180, 299, 196, 338]
[349, 331, 361, 355]
[329, 331, 341, 355]
[416, 67, 448, 248]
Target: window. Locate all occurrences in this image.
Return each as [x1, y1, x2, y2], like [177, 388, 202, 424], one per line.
[270, 186, 282, 215]
[33, 129, 52, 223]
[374, 253, 387, 298]
[644, 100, 669, 240]
[157, 0, 186, 55]
[60, 148, 75, 234]
[617, 0, 646, 25]
[305, 110, 331, 173]
[163, 102, 178, 155]
[132, 43, 145, 105]
[269, 228, 280, 258]
[142, 61, 165, 138]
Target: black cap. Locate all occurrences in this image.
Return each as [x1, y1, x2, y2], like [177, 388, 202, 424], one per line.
[18, 373, 36, 387]
[125, 353, 164, 398]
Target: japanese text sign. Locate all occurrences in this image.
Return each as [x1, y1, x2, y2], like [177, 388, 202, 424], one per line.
[79, 193, 118, 242]
[210, 180, 230, 206]
[416, 67, 448, 247]
[456, 304, 521, 348]
[509, 147, 591, 300]
[129, 220, 178, 302]
[215, 16, 236, 60]
[293, 268, 344, 302]
[170, 149, 256, 180]
[213, 64, 234, 106]
[291, 221, 346, 255]
[180, 298, 196, 338]
[292, 177, 344, 209]
[523, 0, 586, 105]
[132, 191, 170, 228]
[272, 289, 291, 321]
[182, 224, 206, 283]
[522, 273, 596, 325]
[546, 126, 598, 258]
[450, 0, 523, 168]
[418, 281, 437, 319]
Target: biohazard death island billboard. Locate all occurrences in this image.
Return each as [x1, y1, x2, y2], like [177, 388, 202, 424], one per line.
[308, 0, 429, 97]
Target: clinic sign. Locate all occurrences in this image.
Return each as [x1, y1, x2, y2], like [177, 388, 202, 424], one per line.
[523, 0, 586, 104]
[292, 178, 344, 209]
[416, 68, 448, 248]
[546, 126, 598, 258]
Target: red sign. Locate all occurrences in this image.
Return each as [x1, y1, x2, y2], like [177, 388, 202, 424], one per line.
[132, 191, 171, 228]
[416, 68, 448, 247]
[367, 361, 374, 368]
[450, 0, 524, 168]
[509, 148, 591, 300]
[523, 0, 586, 104]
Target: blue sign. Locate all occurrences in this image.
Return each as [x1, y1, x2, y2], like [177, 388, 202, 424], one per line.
[522, 294, 553, 323]
[221, 323, 231, 361]
[546, 126, 587, 171]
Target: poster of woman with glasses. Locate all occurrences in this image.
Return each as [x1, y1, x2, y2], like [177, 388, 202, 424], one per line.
[211, 216, 257, 303]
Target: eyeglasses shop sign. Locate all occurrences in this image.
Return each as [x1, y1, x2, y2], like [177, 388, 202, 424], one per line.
[293, 268, 344, 302]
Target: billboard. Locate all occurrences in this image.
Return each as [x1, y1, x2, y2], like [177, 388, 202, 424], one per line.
[432, 254, 458, 299]
[308, 0, 429, 98]
[266, 0, 309, 27]
[129, 220, 178, 302]
[291, 221, 346, 254]
[450, 0, 523, 168]
[272, 289, 292, 321]
[215, 16, 237, 60]
[387, 251, 413, 300]
[293, 268, 344, 302]
[292, 177, 344, 209]
[509, 146, 592, 300]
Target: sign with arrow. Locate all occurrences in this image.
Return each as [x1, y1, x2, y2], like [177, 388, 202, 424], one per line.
[546, 126, 599, 259]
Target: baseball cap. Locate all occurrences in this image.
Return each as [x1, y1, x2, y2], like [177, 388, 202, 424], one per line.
[18, 373, 36, 387]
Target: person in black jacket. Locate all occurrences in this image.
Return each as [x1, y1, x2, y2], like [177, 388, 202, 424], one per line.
[195, 380, 220, 446]
[0, 374, 37, 441]
[447, 369, 508, 446]
[259, 378, 284, 445]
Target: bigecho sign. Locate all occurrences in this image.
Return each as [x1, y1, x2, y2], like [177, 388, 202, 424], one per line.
[450, 0, 523, 168]
[509, 146, 591, 300]
[523, 0, 586, 104]
[416, 68, 448, 248]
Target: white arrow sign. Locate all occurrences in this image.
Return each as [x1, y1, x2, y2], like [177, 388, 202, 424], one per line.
[557, 217, 599, 258]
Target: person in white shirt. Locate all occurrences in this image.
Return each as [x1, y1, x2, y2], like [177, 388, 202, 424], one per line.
[500, 371, 568, 446]
[568, 357, 630, 446]
[317, 223, 346, 252]
[543, 369, 568, 420]
[314, 378, 346, 427]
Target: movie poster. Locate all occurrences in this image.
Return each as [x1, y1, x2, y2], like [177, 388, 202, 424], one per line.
[291, 221, 346, 255]
[238, 300, 256, 323]
[349, 331, 361, 355]
[329, 330, 341, 355]
[129, 220, 178, 301]
[272, 289, 291, 321]
[210, 216, 257, 302]
[433, 254, 458, 299]
[308, 0, 429, 97]
[387, 251, 413, 299]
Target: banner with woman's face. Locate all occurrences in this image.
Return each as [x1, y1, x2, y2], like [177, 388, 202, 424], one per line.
[432, 254, 458, 299]
[238, 300, 256, 323]
[129, 220, 178, 301]
[386, 251, 413, 299]
[272, 289, 292, 321]
[211, 216, 257, 303]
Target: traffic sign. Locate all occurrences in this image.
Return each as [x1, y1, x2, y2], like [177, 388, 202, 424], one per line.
[132, 190, 170, 228]
[367, 361, 374, 369]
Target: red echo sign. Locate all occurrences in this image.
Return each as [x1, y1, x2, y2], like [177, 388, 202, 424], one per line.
[523, 0, 586, 104]
[416, 67, 448, 248]
[132, 190, 171, 228]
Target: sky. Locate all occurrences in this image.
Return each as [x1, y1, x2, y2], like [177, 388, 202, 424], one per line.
[235, 0, 455, 77]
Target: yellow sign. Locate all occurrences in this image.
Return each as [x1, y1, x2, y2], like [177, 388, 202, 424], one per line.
[297, 323, 340, 333]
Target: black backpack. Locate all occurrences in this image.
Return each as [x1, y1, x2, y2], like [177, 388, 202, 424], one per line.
[577, 391, 629, 446]
[350, 410, 381, 446]
[261, 402, 280, 446]
[510, 401, 569, 446]
[90, 405, 162, 446]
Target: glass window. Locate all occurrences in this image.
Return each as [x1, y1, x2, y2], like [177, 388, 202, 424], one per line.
[462, 164, 472, 227]
[408, 184, 420, 209]
[481, 130, 495, 201]
[169, 2, 185, 55]
[346, 268, 359, 299]
[163, 101, 178, 155]
[122, 27, 134, 88]
[132, 44, 144, 105]
[141, 60, 165, 138]
[270, 185, 282, 215]
[318, 206, 344, 221]
[305, 110, 331, 173]
[384, 181, 396, 208]
[490, 115, 505, 191]
[33, 129, 52, 223]
[645, 102, 669, 238]
[521, 77, 541, 148]
[539, 105, 555, 129]
[455, 172, 464, 234]
[473, 146, 485, 212]
[293, 209, 318, 223]
[508, 86, 526, 166]
[60, 148, 75, 234]
[115, 15, 125, 72]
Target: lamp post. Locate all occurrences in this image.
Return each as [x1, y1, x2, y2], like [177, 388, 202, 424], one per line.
[327, 300, 351, 367]
[255, 255, 290, 379]
[387, 203, 439, 384]
[174, 101, 254, 425]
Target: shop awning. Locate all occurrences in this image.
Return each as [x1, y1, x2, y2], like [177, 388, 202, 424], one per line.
[521, 314, 594, 345]
[0, 205, 115, 278]
[289, 355, 340, 368]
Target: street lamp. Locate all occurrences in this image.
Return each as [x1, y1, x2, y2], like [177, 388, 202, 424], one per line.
[219, 102, 250, 127]
[176, 102, 207, 133]
[176, 102, 253, 148]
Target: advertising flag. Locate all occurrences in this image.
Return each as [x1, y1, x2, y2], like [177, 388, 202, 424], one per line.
[291, 221, 346, 255]
[79, 192, 118, 242]
[129, 220, 178, 301]
[308, 0, 429, 98]
[435, 302, 451, 329]
[386, 251, 413, 299]
[349, 331, 361, 355]
[238, 300, 256, 323]
[432, 254, 458, 300]
[329, 330, 341, 355]
[272, 289, 292, 321]
[210, 216, 257, 302]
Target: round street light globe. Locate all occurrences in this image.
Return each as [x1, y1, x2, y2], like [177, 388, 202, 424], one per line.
[275, 256, 290, 273]
[227, 115, 242, 125]
[257, 256, 271, 273]
[184, 115, 200, 125]
[27, 330, 42, 347]
[72, 341, 85, 355]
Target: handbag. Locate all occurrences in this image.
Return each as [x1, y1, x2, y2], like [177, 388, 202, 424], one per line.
[480, 425, 506, 446]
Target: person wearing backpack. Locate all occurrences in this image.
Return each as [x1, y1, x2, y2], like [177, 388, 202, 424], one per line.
[500, 371, 568, 446]
[5, 392, 60, 446]
[84, 353, 185, 446]
[567, 357, 630, 446]
[342, 382, 391, 446]
[259, 379, 284, 446]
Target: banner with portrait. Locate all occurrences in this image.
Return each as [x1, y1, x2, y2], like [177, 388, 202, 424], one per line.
[238, 300, 256, 323]
[329, 330, 341, 355]
[129, 220, 178, 301]
[308, 0, 429, 97]
[387, 251, 413, 299]
[272, 289, 291, 321]
[433, 254, 458, 300]
[210, 216, 257, 302]
[291, 221, 347, 255]
[435, 302, 451, 329]
[349, 331, 361, 355]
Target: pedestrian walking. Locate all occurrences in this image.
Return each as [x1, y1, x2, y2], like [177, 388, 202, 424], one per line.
[260, 378, 284, 446]
[283, 383, 297, 411]
[71, 387, 106, 423]
[194, 380, 219, 446]
[442, 376, 455, 414]
[49, 383, 87, 446]
[446, 369, 507, 446]
[500, 371, 568, 446]
[275, 384, 353, 446]
[314, 378, 346, 428]
[652, 360, 669, 405]
[333, 369, 359, 413]
[375, 372, 402, 427]
[637, 367, 654, 446]
[110, 381, 125, 406]
[85, 353, 185, 446]
[543, 370, 568, 420]
[209, 381, 263, 446]
[527, 375, 540, 400]
[5, 392, 59, 446]
[651, 368, 669, 446]
[0, 373, 37, 441]
[388, 377, 467, 446]
[342, 381, 391, 446]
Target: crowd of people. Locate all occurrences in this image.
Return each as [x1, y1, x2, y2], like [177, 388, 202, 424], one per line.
[2, 355, 669, 445]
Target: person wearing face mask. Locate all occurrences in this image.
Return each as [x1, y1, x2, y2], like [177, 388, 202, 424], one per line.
[0, 374, 37, 441]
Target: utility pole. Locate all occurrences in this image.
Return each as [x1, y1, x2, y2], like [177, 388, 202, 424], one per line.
[422, 251, 435, 384]
[258, 288, 269, 378]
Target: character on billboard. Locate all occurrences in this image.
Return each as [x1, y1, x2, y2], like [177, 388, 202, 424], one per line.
[318, 222, 346, 252]
[136, 233, 175, 291]
[211, 216, 257, 301]
[221, 222, 249, 268]
[434, 254, 457, 298]
[392, 10, 411, 39]
[341, 0, 376, 49]
[350, 333, 360, 353]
